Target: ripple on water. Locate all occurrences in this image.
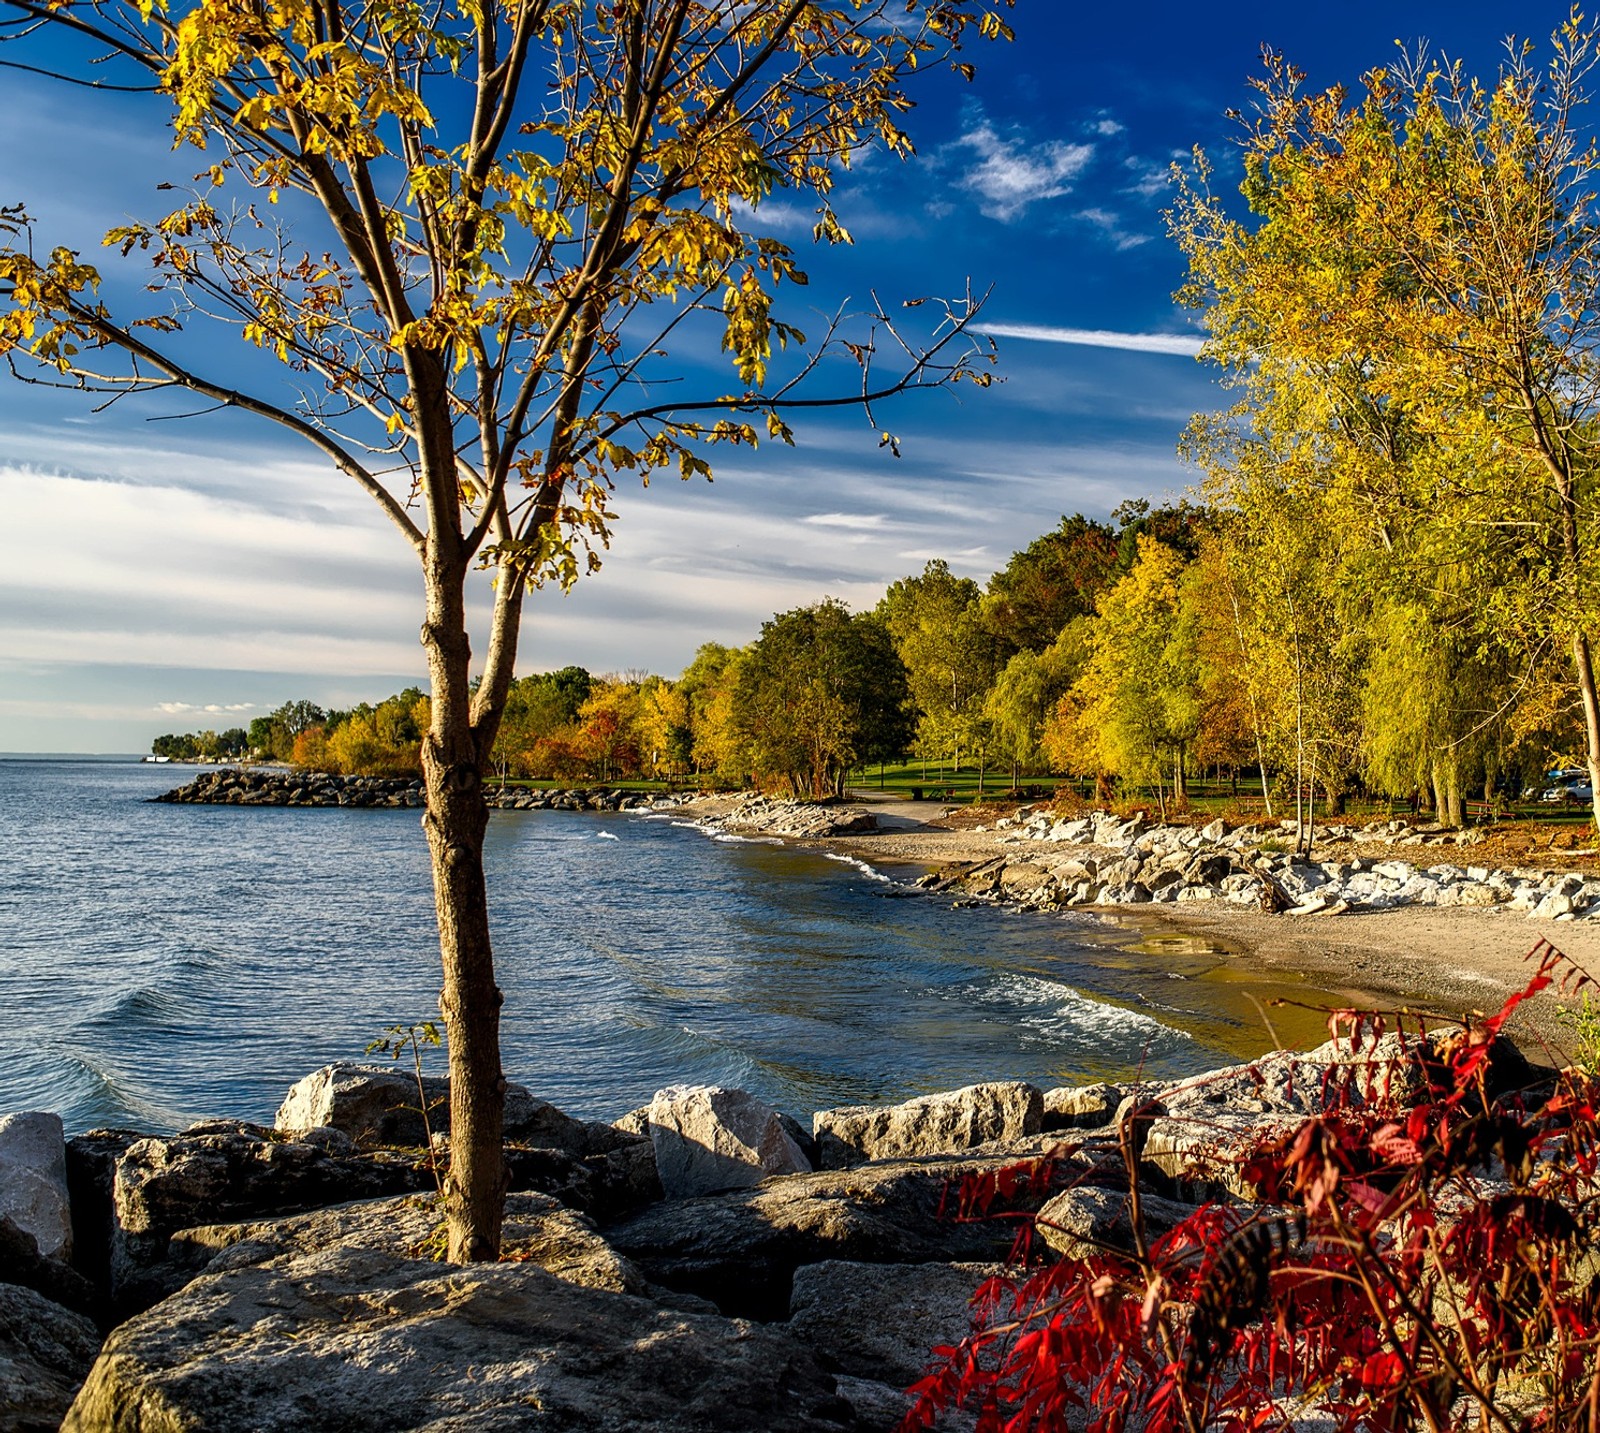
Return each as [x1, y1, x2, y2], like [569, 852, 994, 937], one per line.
[4, 761, 1260, 1133]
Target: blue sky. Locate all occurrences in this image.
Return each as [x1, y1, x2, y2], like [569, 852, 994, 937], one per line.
[0, 1, 1579, 751]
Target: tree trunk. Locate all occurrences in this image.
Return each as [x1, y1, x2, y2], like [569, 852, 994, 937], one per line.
[1575, 630, 1600, 831]
[420, 561, 507, 1265]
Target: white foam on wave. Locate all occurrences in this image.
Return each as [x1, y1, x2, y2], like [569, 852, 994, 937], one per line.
[823, 851, 892, 884]
[594, 831, 620, 842]
[970, 972, 1192, 1046]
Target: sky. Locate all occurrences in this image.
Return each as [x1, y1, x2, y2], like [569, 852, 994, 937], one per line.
[0, 0, 1584, 751]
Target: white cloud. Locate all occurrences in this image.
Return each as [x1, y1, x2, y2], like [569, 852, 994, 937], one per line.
[957, 122, 1094, 222]
[799, 512, 889, 530]
[156, 701, 257, 715]
[1094, 118, 1125, 137]
[971, 322, 1204, 357]
[1075, 207, 1151, 250]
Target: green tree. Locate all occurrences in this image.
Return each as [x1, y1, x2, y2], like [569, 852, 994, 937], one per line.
[0, 0, 1009, 1260]
[1056, 536, 1200, 817]
[983, 623, 1085, 785]
[983, 514, 1118, 657]
[878, 559, 998, 775]
[733, 601, 909, 797]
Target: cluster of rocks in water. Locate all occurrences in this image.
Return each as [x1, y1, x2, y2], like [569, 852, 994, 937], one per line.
[1, 1033, 1549, 1432]
[154, 768, 662, 812]
[924, 806, 1600, 922]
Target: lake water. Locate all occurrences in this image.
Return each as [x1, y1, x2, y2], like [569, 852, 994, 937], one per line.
[0, 759, 1342, 1136]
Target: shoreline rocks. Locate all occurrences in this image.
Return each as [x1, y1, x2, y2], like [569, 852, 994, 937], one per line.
[6, 1032, 1558, 1431]
[930, 806, 1600, 923]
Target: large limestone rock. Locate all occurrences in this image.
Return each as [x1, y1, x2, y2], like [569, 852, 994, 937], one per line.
[786, 1259, 1004, 1388]
[169, 1191, 653, 1299]
[1042, 1083, 1122, 1132]
[608, 1143, 1073, 1320]
[1135, 1033, 1467, 1201]
[1033, 1186, 1201, 1261]
[0, 1215, 98, 1321]
[0, 1283, 102, 1433]
[647, 1085, 812, 1198]
[0, 1112, 72, 1263]
[63, 1246, 857, 1433]
[110, 1120, 430, 1310]
[813, 1083, 1043, 1169]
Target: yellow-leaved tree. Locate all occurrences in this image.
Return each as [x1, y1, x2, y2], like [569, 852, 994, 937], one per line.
[0, 0, 1009, 1259]
[1171, 17, 1600, 831]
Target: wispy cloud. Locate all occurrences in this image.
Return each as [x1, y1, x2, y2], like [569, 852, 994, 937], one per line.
[156, 701, 257, 716]
[972, 322, 1203, 357]
[799, 512, 889, 530]
[1075, 207, 1151, 251]
[957, 121, 1094, 222]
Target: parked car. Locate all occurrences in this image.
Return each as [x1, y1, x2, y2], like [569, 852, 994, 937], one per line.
[1542, 779, 1594, 804]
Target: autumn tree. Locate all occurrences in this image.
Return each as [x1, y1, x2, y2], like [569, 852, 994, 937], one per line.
[0, 0, 1010, 1258]
[1050, 536, 1199, 817]
[878, 559, 998, 774]
[1172, 18, 1600, 830]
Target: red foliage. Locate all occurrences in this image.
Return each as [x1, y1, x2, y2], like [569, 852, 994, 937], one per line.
[905, 942, 1600, 1433]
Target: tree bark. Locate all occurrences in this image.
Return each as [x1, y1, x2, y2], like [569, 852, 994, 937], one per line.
[1575, 630, 1600, 831]
[420, 570, 507, 1264]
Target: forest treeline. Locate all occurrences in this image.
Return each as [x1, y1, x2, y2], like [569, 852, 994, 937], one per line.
[153, 24, 1600, 832]
[152, 491, 1583, 829]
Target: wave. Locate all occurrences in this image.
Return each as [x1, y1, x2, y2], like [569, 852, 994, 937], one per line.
[87, 984, 191, 1027]
[963, 972, 1192, 1049]
[594, 831, 620, 842]
[822, 851, 892, 884]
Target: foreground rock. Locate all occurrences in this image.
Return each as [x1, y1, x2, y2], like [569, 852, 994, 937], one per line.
[648, 1084, 813, 1197]
[275, 1061, 629, 1154]
[171, 1192, 659, 1300]
[813, 1082, 1043, 1169]
[63, 1245, 858, 1433]
[0, 1111, 73, 1262]
[110, 1121, 431, 1310]
[0, 1283, 102, 1433]
[608, 1143, 1086, 1321]
[787, 1259, 1005, 1388]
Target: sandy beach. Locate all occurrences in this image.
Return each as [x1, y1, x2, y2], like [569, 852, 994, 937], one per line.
[682, 792, 1598, 1062]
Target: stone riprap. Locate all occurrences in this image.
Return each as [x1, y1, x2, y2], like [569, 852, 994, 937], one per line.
[647, 1085, 815, 1198]
[14, 1034, 1555, 1431]
[696, 793, 880, 838]
[154, 767, 660, 811]
[932, 806, 1600, 922]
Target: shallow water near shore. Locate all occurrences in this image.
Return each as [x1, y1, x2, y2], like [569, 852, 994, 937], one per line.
[3, 760, 1350, 1135]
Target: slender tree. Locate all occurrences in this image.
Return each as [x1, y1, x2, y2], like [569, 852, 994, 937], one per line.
[0, 0, 1008, 1258]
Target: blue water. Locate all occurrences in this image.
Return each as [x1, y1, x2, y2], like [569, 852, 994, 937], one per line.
[0, 760, 1337, 1135]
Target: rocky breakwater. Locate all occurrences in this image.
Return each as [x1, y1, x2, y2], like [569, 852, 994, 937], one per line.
[700, 793, 881, 839]
[6, 1034, 1556, 1430]
[155, 767, 661, 812]
[931, 805, 1600, 922]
